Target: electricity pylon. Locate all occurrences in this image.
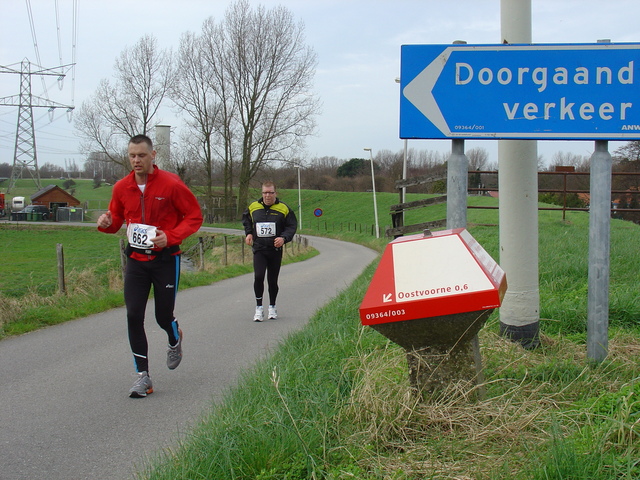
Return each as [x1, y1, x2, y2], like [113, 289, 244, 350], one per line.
[0, 59, 74, 193]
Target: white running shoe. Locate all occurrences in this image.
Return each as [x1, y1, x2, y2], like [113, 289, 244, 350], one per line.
[268, 305, 277, 320]
[253, 306, 264, 322]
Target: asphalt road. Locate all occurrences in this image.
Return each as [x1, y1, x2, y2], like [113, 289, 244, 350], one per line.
[0, 230, 378, 480]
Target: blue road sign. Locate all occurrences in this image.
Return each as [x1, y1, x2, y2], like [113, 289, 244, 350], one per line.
[400, 43, 640, 140]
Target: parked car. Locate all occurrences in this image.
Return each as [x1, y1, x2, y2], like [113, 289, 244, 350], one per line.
[20, 204, 50, 220]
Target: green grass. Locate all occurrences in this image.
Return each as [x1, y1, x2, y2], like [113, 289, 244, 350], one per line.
[0, 224, 122, 298]
[136, 194, 640, 480]
[139, 259, 640, 480]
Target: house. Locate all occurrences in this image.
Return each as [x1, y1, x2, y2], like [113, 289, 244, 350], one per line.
[31, 184, 81, 210]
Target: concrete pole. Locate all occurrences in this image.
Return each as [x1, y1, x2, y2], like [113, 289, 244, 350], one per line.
[498, 0, 540, 349]
[447, 139, 468, 230]
[587, 141, 611, 362]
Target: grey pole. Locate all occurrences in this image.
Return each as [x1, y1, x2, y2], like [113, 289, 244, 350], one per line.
[587, 141, 611, 362]
[446, 138, 468, 230]
[446, 40, 469, 232]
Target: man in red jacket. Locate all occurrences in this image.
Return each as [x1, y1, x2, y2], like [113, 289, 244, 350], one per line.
[97, 134, 203, 398]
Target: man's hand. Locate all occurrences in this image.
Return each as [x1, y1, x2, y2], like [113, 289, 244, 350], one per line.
[151, 229, 168, 249]
[245, 234, 254, 246]
[97, 211, 112, 228]
[274, 237, 285, 248]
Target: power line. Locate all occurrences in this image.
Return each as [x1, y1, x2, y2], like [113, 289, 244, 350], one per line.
[55, 0, 64, 66]
[25, 0, 49, 100]
[1, 1, 78, 191]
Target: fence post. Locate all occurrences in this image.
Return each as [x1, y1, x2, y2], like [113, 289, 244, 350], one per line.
[198, 237, 205, 271]
[56, 243, 66, 295]
[119, 238, 127, 276]
[222, 236, 228, 266]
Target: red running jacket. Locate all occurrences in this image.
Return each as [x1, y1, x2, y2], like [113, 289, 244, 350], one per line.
[98, 165, 203, 261]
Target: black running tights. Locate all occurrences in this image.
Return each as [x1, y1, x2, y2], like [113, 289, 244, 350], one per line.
[124, 254, 180, 373]
[252, 248, 283, 306]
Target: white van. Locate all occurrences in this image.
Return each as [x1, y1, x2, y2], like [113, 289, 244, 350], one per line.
[12, 197, 25, 210]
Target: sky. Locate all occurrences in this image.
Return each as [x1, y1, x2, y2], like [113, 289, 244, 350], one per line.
[1, 0, 640, 171]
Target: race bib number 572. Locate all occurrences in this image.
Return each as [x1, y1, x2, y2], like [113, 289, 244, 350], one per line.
[127, 223, 157, 248]
[256, 222, 276, 238]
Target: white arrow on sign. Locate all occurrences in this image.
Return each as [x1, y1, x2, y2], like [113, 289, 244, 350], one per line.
[402, 47, 454, 137]
[383, 293, 393, 303]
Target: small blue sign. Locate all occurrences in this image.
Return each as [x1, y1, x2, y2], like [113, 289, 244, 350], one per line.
[400, 43, 640, 140]
[314, 208, 323, 217]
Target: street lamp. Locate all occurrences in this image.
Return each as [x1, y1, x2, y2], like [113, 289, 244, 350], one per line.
[276, 158, 303, 231]
[294, 165, 302, 230]
[364, 148, 380, 238]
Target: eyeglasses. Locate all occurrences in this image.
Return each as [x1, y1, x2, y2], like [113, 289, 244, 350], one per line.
[262, 191, 276, 195]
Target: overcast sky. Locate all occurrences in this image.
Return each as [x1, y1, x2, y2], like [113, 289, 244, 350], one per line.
[1, 0, 639, 170]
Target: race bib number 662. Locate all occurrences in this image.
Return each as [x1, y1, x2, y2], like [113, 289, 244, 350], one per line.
[127, 223, 157, 248]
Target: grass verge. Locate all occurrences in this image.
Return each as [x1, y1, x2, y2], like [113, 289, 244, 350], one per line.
[139, 261, 640, 479]
[0, 224, 316, 338]
[138, 201, 640, 480]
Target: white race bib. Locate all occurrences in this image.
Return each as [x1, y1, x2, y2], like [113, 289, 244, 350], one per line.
[127, 223, 157, 248]
[256, 221, 276, 238]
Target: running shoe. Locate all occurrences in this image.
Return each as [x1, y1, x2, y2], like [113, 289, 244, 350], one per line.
[268, 305, 278, 320]
[129, 371, 153, 398]
[253, 306, 264, 322]
[167, 328, 183, 370]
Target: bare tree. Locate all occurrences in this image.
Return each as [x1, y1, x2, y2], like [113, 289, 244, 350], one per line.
[173, 29, 227, 220]
[75, 35, 175, 170]
[200, 17, 241, 220]
[216, 0, 320, 217]
[549, 151, 590, 171]
[612, 141, 640, 200]
[613, 141, 640, 163]
[467, 147, 489, 171]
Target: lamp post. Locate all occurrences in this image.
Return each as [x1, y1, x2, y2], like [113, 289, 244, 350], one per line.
[276, 158, 303, 231]
[364, 148, 380, 238]
[294, 165, 302, 230]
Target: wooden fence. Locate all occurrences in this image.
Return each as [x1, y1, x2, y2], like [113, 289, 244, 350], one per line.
[54, 234, 309, 294]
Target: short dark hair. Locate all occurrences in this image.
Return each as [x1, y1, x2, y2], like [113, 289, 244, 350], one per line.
[129, 134, 154, 150]
[262, 181, 276, 191]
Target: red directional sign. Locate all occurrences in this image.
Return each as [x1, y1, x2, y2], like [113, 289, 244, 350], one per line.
[359, 228, 507, 326]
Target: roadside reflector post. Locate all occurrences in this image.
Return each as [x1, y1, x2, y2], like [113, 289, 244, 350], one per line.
[359, 228, 507, 399]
